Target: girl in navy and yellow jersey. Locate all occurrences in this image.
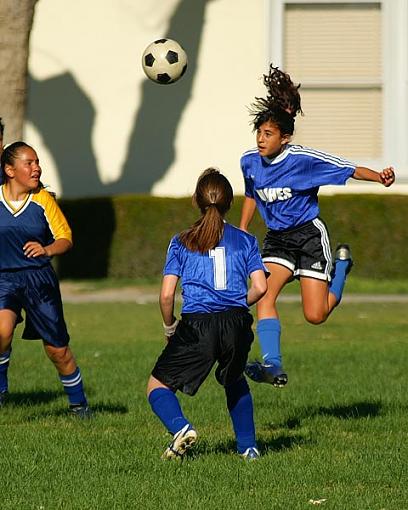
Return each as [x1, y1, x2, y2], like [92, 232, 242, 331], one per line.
[240, 65, 395, 387]
[0, 142, 90, 417]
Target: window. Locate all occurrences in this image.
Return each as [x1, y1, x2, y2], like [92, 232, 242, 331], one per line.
[284, 2, 382, 161]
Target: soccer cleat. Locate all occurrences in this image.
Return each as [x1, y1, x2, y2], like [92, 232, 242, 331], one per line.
[334, 244, 353, 274]
[245, 361, 288, 387]
[0, 391, 9, 407]
[68, 403, 92, 419]
[161, 424, 197, 460]
[241, 447, 260, 461]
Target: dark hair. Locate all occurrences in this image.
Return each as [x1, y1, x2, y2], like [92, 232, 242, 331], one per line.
[179, 168, 233, 253]
[249, 64, 303, 135]
[1, 141, 32, 173]
[0, 118, 4, 138]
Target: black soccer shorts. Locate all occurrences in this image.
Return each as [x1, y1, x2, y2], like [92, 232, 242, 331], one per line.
[151, 308, 254, 396]
[261, 217, 333, 281]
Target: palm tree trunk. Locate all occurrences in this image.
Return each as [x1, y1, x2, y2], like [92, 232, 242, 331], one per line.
[0, 0, 38, 142]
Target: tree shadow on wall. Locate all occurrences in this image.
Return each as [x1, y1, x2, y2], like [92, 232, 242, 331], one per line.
[27, 0, 211, 198]
[27, 0, 213, 278]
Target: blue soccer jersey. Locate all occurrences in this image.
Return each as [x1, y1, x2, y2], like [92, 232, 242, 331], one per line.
[163, 222, 265, 313]
[241, 144, 356, 231]
[0, 185, 72, 270]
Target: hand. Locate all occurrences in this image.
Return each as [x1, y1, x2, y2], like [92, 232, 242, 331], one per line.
[23, 241, 48, 258]
[379, 166, 395, 187]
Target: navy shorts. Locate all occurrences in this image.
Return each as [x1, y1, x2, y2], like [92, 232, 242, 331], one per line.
[152, 308, 254, 396]
[262, 218, 333, 281]
[0, 265, 70, 346]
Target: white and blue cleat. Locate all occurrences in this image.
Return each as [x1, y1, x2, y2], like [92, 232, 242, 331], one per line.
[162, 424, 197, 460]
[241, 447, 260, 461]
[334, 244, 353, 274]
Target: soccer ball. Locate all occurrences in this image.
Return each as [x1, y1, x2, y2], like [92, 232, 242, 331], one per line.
[142, 38, 188, 85]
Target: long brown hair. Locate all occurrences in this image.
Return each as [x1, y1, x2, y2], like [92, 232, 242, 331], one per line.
[249, 64, 303, 135]
[179, 168, 233, 253]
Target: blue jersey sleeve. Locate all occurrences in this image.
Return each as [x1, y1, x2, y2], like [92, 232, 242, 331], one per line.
[246, 235, 266, 276]
[240, 155, 255, 198]
[163, 236, 181, 276]
[309, 150, 356, 187]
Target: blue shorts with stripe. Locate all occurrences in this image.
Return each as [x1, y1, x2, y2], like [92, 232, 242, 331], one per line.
[261, 217, 333, 281]
[0, 264, 70, 346]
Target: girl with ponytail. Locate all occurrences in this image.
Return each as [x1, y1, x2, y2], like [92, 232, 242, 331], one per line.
[147, 168, 268, 460]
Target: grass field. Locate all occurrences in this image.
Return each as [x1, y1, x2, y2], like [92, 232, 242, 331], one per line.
[1, 300, 407, 509]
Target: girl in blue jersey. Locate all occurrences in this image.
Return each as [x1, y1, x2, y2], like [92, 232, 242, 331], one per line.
[147, 168, 268, 460]
[0, 142, 90, 417]
[240, 65, 395, 387]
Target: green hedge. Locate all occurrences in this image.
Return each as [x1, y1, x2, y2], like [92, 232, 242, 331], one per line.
[58, 194, 408, 280]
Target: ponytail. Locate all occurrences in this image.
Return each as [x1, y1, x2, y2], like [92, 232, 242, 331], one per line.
[179, 168, 233, 253]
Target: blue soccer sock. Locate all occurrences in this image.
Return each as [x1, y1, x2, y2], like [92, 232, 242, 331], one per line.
[148, 387, 190, 435]
[329, 259, 350, 304]
[59, 367, 87, 406]
[225, 378, 256, 454]
[257, 318, 282, 367]
[0, 350, 11, 393]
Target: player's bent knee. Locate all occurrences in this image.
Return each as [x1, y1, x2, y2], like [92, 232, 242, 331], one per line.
[304, 310, 328, 325]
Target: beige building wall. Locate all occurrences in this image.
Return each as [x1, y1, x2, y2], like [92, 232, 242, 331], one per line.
[26, 0, 408, 198]
[26, 0, 265, 198]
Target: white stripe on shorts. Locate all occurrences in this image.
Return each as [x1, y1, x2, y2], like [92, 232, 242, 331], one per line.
[312, 218, 333, 276]
[262, 257, 295, 272]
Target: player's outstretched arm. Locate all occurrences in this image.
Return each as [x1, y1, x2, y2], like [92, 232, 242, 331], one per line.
[352, 166, 395, 187]
[239, 197, 257, 232]
[247, 269, 268, 307]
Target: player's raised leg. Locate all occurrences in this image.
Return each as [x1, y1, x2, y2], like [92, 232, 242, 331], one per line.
[301, 244, 353, 324]
[330, 244, 353, 304]
[245, 262, 292, 386]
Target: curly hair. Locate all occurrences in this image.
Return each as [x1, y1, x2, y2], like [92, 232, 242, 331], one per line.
[249, 64, 303, 135]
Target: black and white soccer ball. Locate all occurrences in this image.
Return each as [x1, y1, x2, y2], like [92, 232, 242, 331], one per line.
[142, 39, 188, 85]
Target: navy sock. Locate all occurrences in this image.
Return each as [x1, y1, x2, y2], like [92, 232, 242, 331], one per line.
[257, 318, 282, 367]
[329, 259, 350, 303]
[0, 350, 11, 393]
[59, 367, 87, 406]
[148, 387, 189, 435]
[225, 378, 256, 454]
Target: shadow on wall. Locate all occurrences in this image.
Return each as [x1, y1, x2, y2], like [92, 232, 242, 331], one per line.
[27, 0, 211, 199]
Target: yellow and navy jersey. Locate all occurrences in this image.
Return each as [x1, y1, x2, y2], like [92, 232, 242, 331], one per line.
[0, 185, 72, 270]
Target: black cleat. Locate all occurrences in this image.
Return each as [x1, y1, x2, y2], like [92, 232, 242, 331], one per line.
[245, 361, 288, 387]
[69, 403, 93, 419]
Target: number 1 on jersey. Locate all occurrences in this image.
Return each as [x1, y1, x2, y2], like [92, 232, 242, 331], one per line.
[209, 247, 227, 290]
